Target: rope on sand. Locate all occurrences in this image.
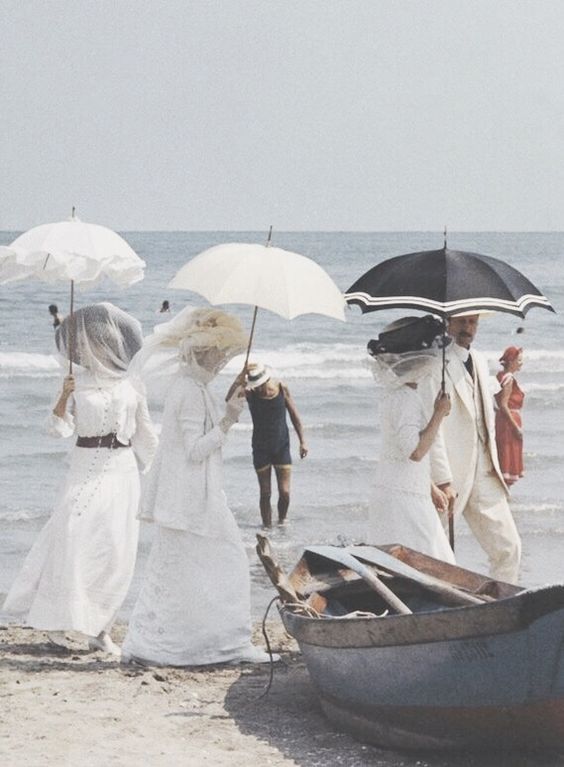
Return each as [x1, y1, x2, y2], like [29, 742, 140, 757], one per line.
[256, 596, 280, 700]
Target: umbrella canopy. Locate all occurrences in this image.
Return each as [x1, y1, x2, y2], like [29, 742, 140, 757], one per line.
[0, 215, 145, 288]
[0, 214, 145, 374]
[345, 247, 554, 319]
[169, 242, 345, 321]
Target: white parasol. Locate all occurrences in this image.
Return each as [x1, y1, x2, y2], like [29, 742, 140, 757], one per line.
[1, 210, 145, 288]
[168, 231, 345, 371]
[0, 210, 145, 371]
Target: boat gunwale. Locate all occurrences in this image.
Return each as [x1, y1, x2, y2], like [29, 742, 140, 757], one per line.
[279, 584, 564, 648]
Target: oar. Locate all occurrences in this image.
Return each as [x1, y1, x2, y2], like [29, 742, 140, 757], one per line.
[347, 546, 490, 606]
[256, 533, 302, 604]
[305, 545, 412, 615]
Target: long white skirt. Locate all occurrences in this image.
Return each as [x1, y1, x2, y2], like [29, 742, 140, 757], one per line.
[122, 516, 254, 666]
[369, 487, 455, 564]
[3, 447, 140, 636]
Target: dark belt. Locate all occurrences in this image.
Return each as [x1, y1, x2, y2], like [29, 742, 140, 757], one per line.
[76, 433, 131, 449]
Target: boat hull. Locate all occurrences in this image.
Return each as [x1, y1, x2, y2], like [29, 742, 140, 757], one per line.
[318, 696, 564, 751]
[281, 585, 564, 751]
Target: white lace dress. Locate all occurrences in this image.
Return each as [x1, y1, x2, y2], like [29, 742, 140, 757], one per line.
[122, 370, 255, 666]
[369, 386, 455, 563]
[3, 373, 158, 636]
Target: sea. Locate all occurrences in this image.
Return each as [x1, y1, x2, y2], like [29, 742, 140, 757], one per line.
[0, 231, 563, 622]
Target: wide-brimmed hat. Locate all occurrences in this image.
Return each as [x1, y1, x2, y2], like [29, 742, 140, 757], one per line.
[246, 362, 271, 389]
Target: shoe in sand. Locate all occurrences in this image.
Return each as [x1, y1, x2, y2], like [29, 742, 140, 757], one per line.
[88, 632, 121, 657]
[229, 646, 280, 664]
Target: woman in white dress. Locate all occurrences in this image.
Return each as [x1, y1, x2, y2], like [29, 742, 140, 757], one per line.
[122, 307, 277, 666]
[3, 303, 158, 654]
[367, 316, 455, 564]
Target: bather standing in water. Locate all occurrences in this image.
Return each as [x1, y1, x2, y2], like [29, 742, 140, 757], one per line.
[245, 362, 308, 528]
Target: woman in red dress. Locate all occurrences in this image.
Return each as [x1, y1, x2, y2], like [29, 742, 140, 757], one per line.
[495, 346, 524, 486]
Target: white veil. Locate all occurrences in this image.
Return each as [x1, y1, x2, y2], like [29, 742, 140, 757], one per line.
[366, 314, 449, 388]
[367, 348, 443, 388]
[55, 302, 143, 379]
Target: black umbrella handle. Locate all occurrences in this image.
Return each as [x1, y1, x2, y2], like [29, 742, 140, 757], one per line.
[441, 319, 447, 394]
[441, 341, 446, 393]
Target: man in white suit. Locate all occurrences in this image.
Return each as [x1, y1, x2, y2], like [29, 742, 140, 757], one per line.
[424, 314, 521, 583]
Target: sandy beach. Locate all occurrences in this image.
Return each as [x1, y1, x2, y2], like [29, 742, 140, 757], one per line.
[0, 620, 561, 767]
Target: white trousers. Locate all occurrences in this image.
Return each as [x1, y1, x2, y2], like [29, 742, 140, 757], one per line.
[456, 446, 521, 584]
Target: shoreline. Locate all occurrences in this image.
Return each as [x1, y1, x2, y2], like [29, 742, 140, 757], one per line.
[1, 622, 559, 767]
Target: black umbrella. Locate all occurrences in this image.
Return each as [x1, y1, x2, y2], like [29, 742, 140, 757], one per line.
[346, 244, 554, 552]
[345, 246, 554, 319]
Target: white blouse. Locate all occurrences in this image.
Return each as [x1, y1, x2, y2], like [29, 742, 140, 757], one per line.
[48, 372, 158, 472]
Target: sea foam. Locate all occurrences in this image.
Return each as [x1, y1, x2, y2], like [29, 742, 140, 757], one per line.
[0, 352, 61, 378]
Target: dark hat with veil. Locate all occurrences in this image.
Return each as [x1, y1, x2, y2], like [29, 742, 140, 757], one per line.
[368, 315, 445, 357]
[367, 315, 448, 387]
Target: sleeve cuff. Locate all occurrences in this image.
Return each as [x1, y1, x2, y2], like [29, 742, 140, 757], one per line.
[47, 412, 75, 438]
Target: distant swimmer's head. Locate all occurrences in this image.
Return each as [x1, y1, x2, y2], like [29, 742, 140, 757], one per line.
[246, 362, 271, 391]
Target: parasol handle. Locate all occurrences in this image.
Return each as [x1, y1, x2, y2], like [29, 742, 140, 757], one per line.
[68, 279, 75, 375]
[225, 303, 259, 402]
[225, 226, 273, 400]
[244, 305, 259, 369]
[243, 226, 272, 367]
[441, 318, 447, 394]
[441, 339, 445, 393]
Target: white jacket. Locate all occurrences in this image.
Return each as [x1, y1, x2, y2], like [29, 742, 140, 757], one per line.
[422, 344, 508, 514]
[139, 370, 230, 536]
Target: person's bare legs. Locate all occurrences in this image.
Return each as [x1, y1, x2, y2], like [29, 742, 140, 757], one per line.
[274, 466, 291, 525]
[256, 465, 273, 527]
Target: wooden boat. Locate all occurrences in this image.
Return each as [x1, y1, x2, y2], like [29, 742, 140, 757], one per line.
[257, 536, 564, 752]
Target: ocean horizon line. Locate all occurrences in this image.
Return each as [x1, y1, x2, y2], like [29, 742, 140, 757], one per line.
[3, 228, 564, 236]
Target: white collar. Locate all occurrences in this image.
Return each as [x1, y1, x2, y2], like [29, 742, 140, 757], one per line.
[451, 343, 472, 363]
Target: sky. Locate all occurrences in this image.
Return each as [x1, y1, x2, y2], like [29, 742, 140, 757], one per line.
[2, 0, 564, 232]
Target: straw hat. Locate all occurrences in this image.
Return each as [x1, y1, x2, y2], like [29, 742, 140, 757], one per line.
[246, 362, 271, 390]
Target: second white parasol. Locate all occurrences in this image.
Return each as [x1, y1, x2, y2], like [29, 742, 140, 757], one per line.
[168, 235, 346, 368]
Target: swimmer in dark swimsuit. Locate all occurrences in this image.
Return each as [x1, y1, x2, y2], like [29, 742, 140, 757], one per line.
[245, 362, 308, 528]
[48, 304, 63, 329]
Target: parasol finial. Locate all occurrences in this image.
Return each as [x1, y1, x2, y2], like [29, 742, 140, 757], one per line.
[266, 225, 273, 247]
